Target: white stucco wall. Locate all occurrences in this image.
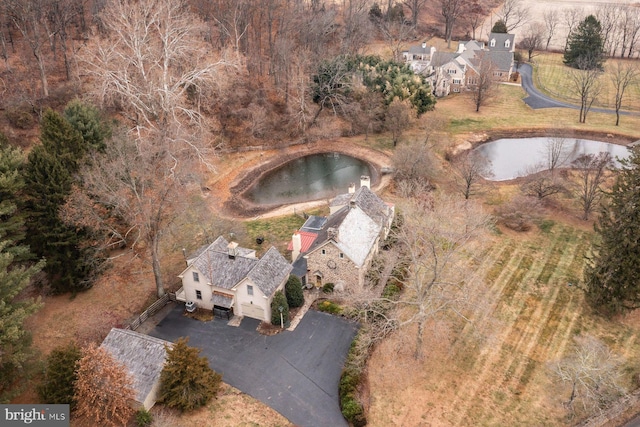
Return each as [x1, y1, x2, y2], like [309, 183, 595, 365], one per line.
[180, 266, 214, 310]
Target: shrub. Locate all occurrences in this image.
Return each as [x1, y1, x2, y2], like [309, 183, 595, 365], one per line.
[494, 196, 543, 232]
[322, 282, 335, 293]
[318, 300, 342, 314]
[37, 342, 82, 408]
[285, 275, 304, 308]
[270, 290, 289, 326]
[341, 394, 367, 427]
[159, 338, 222, 412]
[135, 408, 153, 426]
[6, 105, 35, 130]
[382, 283, 401, 299]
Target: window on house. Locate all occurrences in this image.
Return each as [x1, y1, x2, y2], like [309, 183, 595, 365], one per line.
[321, 249, 326, 255]
[247, 285, 254, 296]
[490, 39, 496, 47]
[505, 40, 510, 48]
[192, 272, 199, 282]
[447, 69, 456, 74]
[339, 252, 344, 259]
[196, 290, 202, 300]
[453, 79, 461, 84]
[453, 88, 460, 93]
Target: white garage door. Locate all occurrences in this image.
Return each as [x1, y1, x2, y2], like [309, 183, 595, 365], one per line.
[241, 303, 265, 320]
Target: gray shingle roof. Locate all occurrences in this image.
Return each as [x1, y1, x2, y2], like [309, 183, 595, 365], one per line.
[350, 186, 391, 226]
[247, 246, 293, 297]
[100, 329, 171, 405]
[486, 50, 513, 72]
[488, 33, 515, 51]
[212, 293, 233, 308]
[431, 51, 456, 67]
[188, 236, 292, 298]
[407, 44, 432, 55]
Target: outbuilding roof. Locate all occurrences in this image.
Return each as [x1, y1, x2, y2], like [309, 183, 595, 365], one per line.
[100, 328, 171, 407]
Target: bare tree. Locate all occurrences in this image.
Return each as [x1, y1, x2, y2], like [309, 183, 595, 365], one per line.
[376, 16, 414, 62]
[519, 23, 545, 61]
[385, 98, 415, 147]
[464, 0, 486, 40]
[392, 195, 492, 359]
[469, 52, 497, 112]
[543, 10, 559, 50]
[453, 150, 492, 199]
[404, 0, 428, 29]
[571, 152, 612, 220]
[84, 0, 237, 160]
[393, 140, 434, 183]
[47, 0, 80, 80]
[74, 344, 135, 427]
[563, 7, 585, 49]
[341, 0, 373, 55]
[609, 61, 639, 126]
[554, 335, 625, 415]
[545, 135, 572, 172]
[496, 0, 529, 32]
[596, 4, 621, 57]
[5, 0, 51, 97]
[521, 169, 566, 200]
[567, 60, 602, 124]
[441, 0, 465, 48]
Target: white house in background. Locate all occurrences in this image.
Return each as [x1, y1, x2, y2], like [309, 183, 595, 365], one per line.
[288, 176, 394, 290]
[176, 237, 292, 322]
[100, 328, 171, 410]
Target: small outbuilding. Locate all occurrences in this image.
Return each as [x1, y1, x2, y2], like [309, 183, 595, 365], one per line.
[100, 328, 171, 410]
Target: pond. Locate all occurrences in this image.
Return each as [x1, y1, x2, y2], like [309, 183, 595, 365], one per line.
[473, 137, 631, 181]
[244, 152, 373, 205]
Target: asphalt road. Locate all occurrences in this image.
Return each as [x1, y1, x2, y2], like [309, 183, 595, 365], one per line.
[519, 63, 637, 117]
[150, 305, 358, 427]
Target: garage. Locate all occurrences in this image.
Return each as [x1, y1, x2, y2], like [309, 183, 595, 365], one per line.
[241, 303, 265, 320]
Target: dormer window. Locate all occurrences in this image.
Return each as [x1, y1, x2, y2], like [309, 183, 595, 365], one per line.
[490, 39, 496, 47]
[505, 40, 510, 48]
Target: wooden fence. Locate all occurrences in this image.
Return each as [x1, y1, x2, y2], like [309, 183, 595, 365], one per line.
[127, 293, 173, 331]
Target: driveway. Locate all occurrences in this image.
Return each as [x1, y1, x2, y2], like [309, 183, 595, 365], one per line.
[519, 63, 638, 117]
[149, 305, 358, 427]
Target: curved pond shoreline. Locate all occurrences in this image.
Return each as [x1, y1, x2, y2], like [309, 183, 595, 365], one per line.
[222, 143, 389, 219]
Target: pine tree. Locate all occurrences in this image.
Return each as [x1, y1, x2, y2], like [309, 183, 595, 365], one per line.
[0, 135, 42, 402]
[285, 275, 304, 308]
[158, 337, 221, 411]
[63, 100, 111, 151]
[564, 15, 605, 70]
[37, 342, 81, 408]
[74, 344, 135, 426]
[24, 110, 102, 293]
[585, 146, 640, 314]
[491, 20, 508, 34]
[271, 290, 289, 326]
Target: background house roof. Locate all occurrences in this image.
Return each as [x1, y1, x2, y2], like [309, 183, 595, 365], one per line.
[101, 328, 171, 406]
[488, 33, 515, 51]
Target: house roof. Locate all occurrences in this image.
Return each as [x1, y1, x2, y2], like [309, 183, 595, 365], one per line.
[304, 186, 392, 267]
[486, 50, 514, 71]
[100, 328, 171, 406]
[406, 44, 432, 55]
[212, 293, 233, 308]
[246, 246, 293, 297]
[300, 215, 327, 231]
[431, 51, 457, 67]
[185, 236, 291, 297]
[488, 33, 515, 51]
[287, 231, 318, 253]
[291, 256, 308, 278]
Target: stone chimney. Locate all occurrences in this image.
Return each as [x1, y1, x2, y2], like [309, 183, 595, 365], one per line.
[227, 242, 238, 260]
[348, 183, 356, 194]
[291, 231, 302, 261]
[360, 175, 370, 189]
[327, 227, 338, 240]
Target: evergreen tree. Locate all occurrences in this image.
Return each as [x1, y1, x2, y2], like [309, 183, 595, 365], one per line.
[0, 135, 42, 402]
[491, 20, 508, 34]
[159, 338, 222, 411]
[585, 147, 640, 314]
[24, 110, 103, 294]
[37, 342, 81, 408]
[285, 275, 305, 308]
[63, 100, 111, 152]
[564, 15, 605, 70]
[271, 290, 289, 326]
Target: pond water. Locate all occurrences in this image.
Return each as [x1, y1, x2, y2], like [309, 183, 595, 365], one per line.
[244, 152, 372, 205]
[473, 137, 631, 181]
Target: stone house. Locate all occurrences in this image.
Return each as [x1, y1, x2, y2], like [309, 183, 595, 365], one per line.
[289, 177, 394, 290]
[176, 237, 292, 322]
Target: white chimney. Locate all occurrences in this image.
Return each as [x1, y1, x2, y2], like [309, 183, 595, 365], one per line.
[227, 242, 238, 259]
[360, 175, 370, 189]
[348, 183, 356, 194]
[421, 41, 426, 49]
[291, 231, 302, 261]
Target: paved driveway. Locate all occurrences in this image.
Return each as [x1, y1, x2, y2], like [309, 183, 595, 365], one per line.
[149, 305, 358, 427]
